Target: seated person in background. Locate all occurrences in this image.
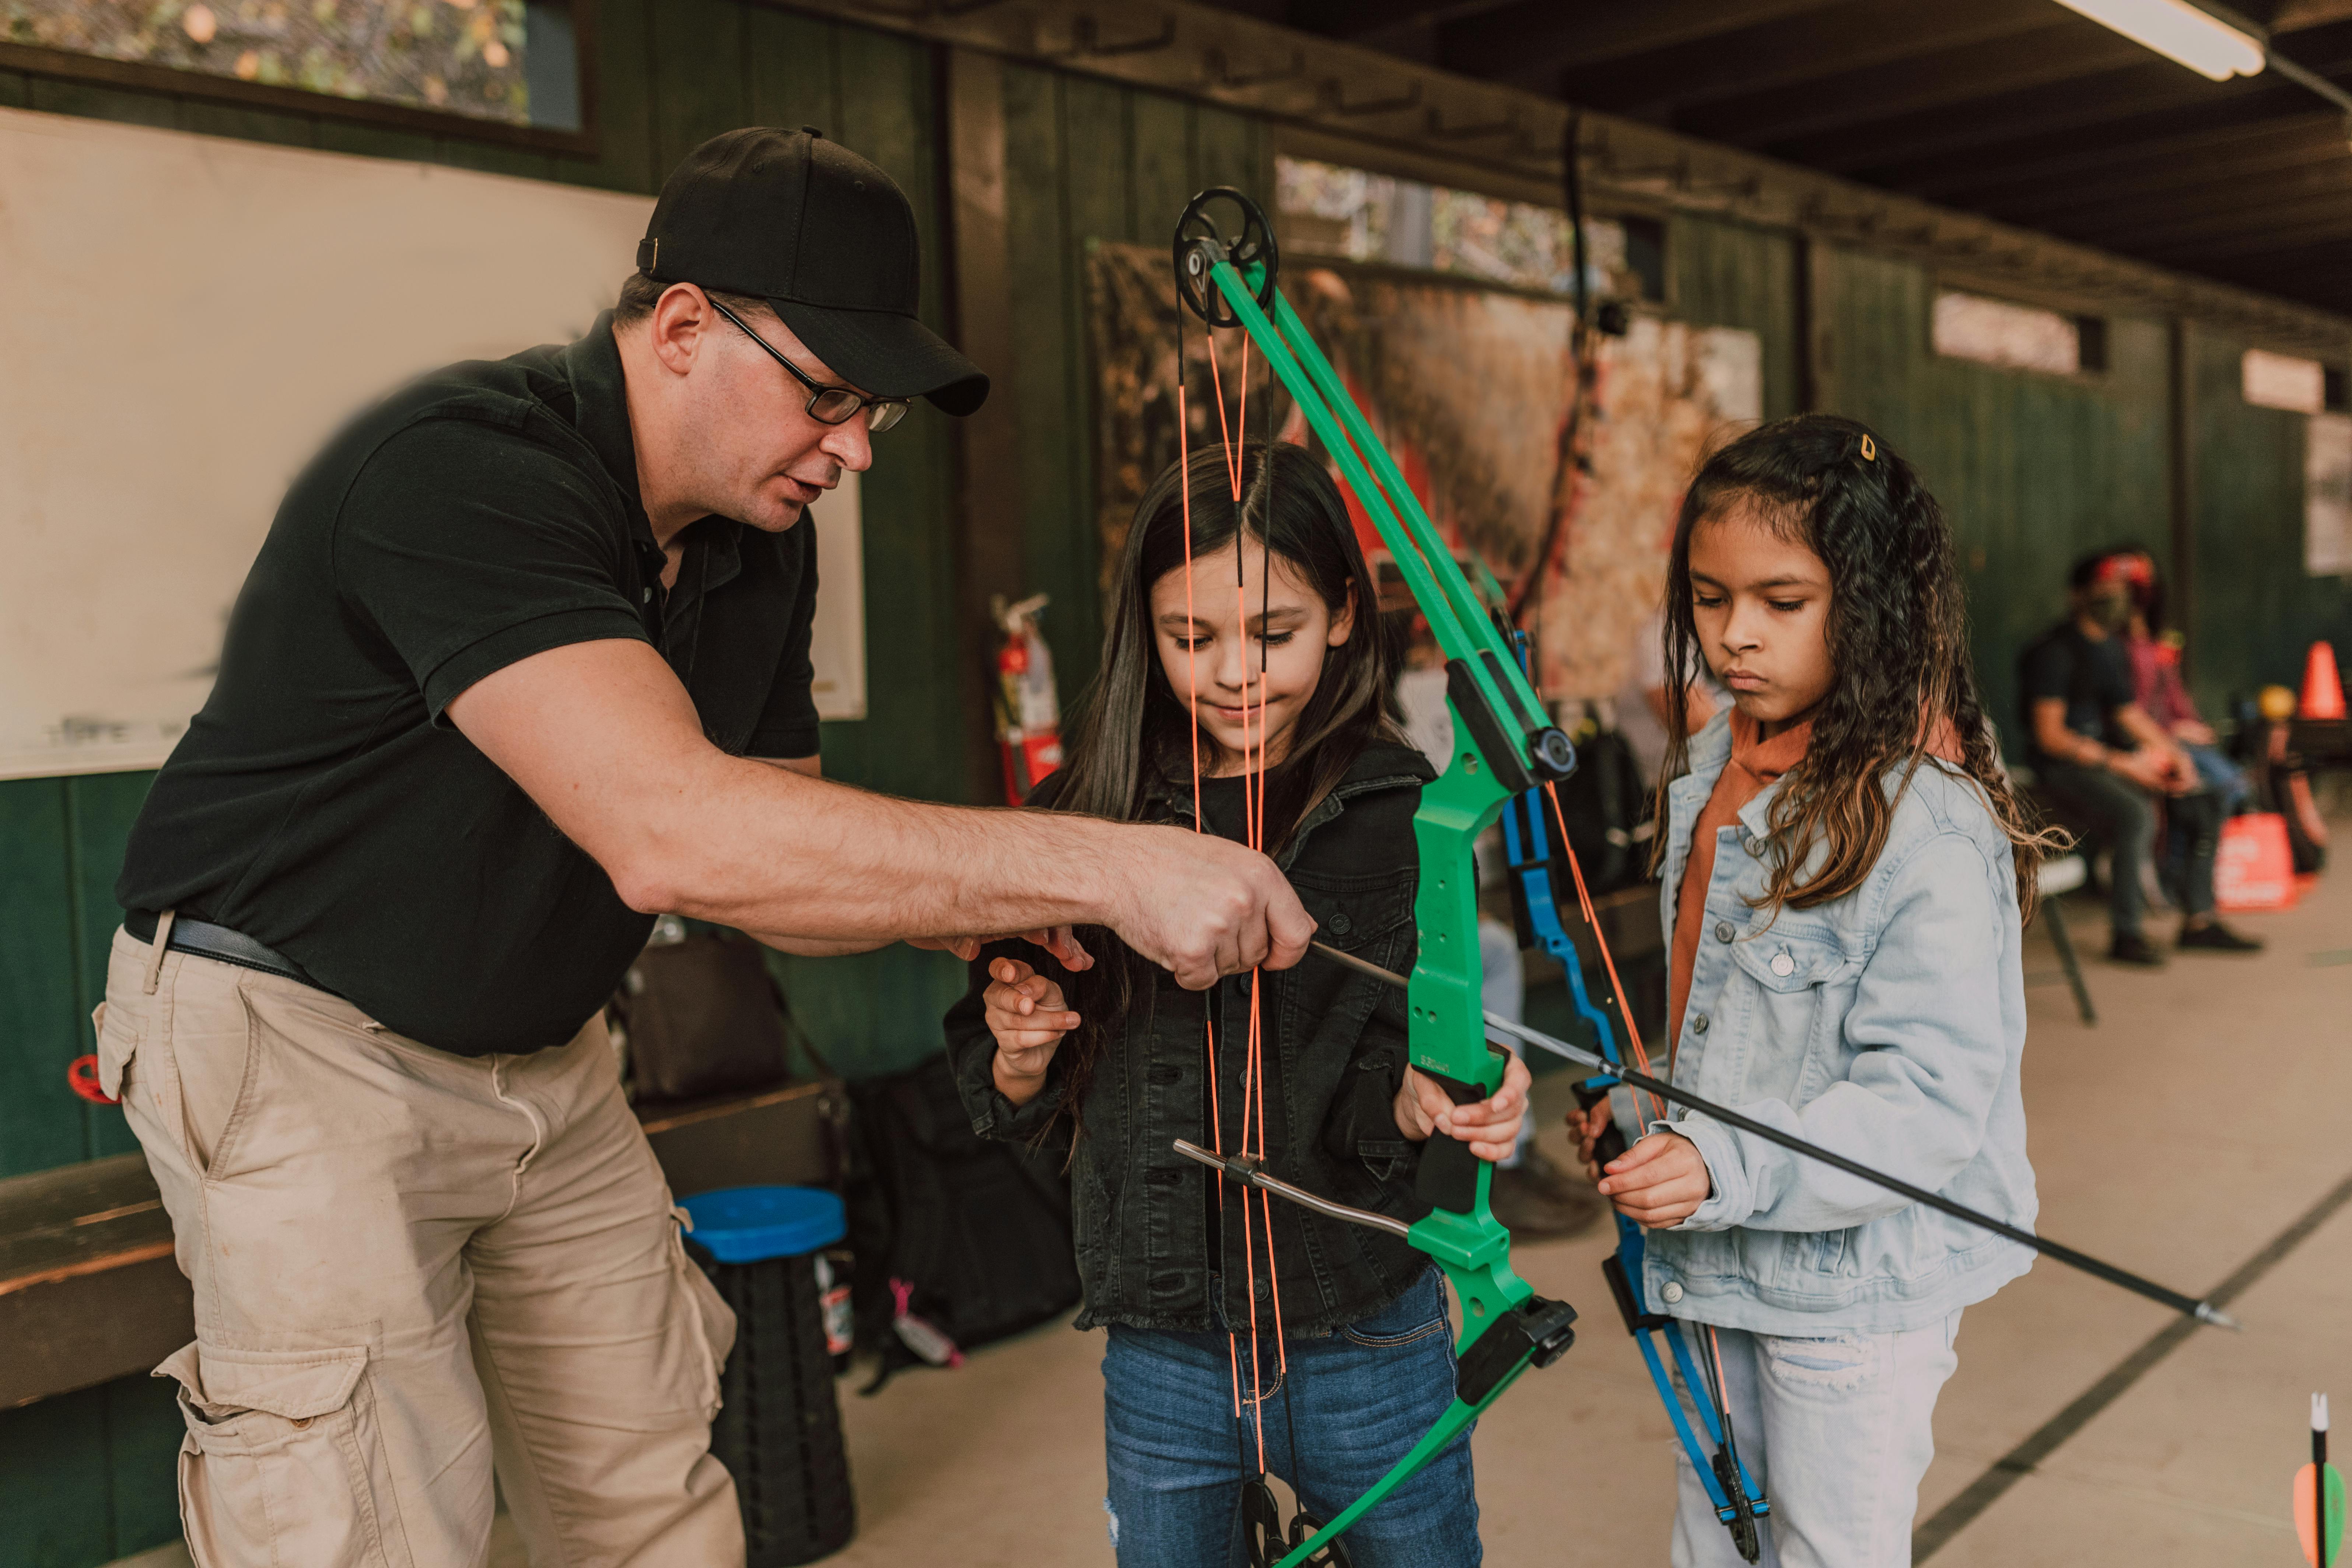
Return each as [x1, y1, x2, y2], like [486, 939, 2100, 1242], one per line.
[2106, 548, 2255, 910]
[2106, 548, 2251, 810]
[2020, 552, 2261, 965]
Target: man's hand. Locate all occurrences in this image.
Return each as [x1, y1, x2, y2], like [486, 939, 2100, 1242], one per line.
[1107, 826, 1316, 990]
[2108, 745, 2174, 792]
[1392, 1055, 1531, 1164]
[1595, 1130, 1712, 1228]
[983, 958, 1079, 1107]
[2172, 719, 2217, 748]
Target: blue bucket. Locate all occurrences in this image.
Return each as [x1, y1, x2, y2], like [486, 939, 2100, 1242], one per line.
[678, 1185, 846, 1266]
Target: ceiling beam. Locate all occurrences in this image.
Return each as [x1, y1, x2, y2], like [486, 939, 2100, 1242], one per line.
[1987, 133, 2352, 228]
[2061, 176, 2352, 251]
[2142, 209, 2352, 259]
[1285, 0, 1516, 44]
[1885, 108, 2340, 206]
[1437, 0, 1847, 85]
[2274, 0, 2352, 31]
[2194, 254, 2352, 312]
[1555, 0, 2055, 121]
[1672, 22, 2155, 149]
[1775, 64, 2293, 174]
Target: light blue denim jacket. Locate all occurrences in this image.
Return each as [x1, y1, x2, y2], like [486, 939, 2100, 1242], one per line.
[1641, 708, 2037, 1336]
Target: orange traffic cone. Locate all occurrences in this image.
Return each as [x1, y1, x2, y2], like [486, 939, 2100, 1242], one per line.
[2302, 640, 2346, 721]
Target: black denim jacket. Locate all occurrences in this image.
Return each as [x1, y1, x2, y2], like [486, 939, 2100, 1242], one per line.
[945, 741, 1437, 1337]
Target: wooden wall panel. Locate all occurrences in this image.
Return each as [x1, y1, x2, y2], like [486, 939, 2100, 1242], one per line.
[649, 0, 750, 179]
[0, 779, 84, 1181]
[66, 773, 156, 1163]
[747, 8, 844, 136]
[2189, 330, 2352, 714]
[1002, 66, 1098, 696]
[0, 1382, 112, 1568]
[1805, 245, 2174, 752]
[1669, 213, 1802, 422]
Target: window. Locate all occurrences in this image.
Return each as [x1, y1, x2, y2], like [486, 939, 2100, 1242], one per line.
[1274, 155, 1662, 302]
[2243, 348, 2327, 413]
[4, 0, 585, 135]
[1931, 291, 2101, 377]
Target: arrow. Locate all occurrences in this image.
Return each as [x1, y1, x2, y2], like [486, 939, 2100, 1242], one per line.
[1309, 940, 2241, 1331]
[2303, 1393, 2346, 1568]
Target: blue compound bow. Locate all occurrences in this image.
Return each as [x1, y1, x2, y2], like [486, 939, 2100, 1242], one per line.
[1497, 716, 1770, 1561]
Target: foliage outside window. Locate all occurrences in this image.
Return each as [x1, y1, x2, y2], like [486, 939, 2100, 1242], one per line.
[5, 0, 539, 127]
[1275, 155, 1661, 302]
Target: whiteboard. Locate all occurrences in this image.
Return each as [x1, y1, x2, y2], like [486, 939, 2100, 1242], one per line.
[0, 108, 865, 781]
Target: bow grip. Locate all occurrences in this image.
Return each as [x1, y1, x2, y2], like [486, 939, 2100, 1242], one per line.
[1413, 1040, 1514, 1214]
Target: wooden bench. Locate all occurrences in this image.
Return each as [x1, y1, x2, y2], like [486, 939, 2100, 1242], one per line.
[0, 1079, 839, 1410]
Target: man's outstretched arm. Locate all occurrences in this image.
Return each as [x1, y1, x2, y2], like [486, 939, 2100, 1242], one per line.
[447, 638, 1312, 987]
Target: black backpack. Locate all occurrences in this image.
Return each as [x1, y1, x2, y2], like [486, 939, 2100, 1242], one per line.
[842, 1052, 1081, 1392]
[1544, 723, 1655, 897]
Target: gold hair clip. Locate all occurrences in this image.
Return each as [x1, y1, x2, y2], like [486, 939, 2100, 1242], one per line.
[1859, 434, 1877, 461]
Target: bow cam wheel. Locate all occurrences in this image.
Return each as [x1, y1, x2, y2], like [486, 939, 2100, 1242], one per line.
[1175, 186, 1279, 328]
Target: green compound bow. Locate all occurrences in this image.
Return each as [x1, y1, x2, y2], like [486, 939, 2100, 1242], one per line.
[1165, 186, 1584, 1568]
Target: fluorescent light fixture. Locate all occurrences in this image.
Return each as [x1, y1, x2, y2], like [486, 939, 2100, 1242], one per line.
[2056, 0, 2265, 81]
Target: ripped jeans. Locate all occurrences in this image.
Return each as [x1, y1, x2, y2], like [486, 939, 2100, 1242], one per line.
[1668, 1310, 1963, 1568]
[1101, 1267, 1478, 1567]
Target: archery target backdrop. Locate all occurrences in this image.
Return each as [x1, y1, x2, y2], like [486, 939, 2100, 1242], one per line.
[1088, 244, 1759, 701]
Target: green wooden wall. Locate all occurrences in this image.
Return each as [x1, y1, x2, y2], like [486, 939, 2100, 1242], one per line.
[1670, 212, 1804, 423]
[1809, 244, 2177, 751]
[2187, 327, 2352, 717]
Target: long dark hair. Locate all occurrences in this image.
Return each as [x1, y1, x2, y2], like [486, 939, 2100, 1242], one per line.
[1041, 440, 1400, 1126]
[1652, 414, 2054, 916]
[1053, 440, 1399, 848]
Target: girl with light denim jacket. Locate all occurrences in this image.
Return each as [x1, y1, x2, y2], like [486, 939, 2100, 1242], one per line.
[1571, 416, 2055, 1568]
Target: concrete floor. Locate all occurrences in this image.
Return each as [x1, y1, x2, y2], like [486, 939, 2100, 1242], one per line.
[115, 848, 2351, 1568]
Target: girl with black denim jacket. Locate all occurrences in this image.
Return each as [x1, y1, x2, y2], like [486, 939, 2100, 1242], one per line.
[945, 443, 1527, 1568]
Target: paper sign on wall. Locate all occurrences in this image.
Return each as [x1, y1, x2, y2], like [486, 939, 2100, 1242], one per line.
[0, 108, 868, 780]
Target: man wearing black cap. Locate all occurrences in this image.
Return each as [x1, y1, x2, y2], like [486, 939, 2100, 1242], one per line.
[101, 129, 1309, 1565]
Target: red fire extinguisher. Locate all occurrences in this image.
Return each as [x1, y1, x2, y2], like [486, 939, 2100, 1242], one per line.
[993, 593, 1063, 804]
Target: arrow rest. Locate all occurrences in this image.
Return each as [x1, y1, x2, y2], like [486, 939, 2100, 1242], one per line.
[1175, 186, 1280, 327]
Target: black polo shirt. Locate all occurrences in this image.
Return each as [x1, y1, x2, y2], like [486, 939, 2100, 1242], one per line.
[118, 315, 820, 1055]
[2018, 621, 2134, 761]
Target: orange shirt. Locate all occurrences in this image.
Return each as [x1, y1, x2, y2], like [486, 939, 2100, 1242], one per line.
[1669, 711, 1812, 1053]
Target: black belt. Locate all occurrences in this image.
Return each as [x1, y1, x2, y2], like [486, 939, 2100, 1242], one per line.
[124, 910, 329, 993]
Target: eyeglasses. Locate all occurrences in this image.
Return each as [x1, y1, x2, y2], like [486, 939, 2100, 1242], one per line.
[707, 297, 909, 435]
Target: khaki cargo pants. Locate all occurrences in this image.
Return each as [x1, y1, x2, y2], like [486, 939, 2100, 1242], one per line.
[98, 923, 747, 1568]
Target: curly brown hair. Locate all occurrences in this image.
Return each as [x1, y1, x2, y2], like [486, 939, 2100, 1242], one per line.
[1651, 414, 2057, 918]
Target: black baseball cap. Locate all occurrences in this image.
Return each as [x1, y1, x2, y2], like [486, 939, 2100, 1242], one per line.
[636, 127, 988, 416]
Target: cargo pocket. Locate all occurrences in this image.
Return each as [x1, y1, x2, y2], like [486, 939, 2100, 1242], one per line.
[158, 1339, 402, 1568]
[94, 996, 139, 1102]
[671, 1206, 736, 1422]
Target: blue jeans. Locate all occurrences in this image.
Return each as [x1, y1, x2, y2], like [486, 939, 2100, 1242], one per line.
[1102, 1267, 1480, 1567]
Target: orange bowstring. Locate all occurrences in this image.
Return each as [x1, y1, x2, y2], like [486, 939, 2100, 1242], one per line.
[1543, 779, 1663, 1123]
[1180, 333, 1244, 1425]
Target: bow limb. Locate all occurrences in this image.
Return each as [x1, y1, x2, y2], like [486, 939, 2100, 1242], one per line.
[1173, 189, 1589, 1565]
